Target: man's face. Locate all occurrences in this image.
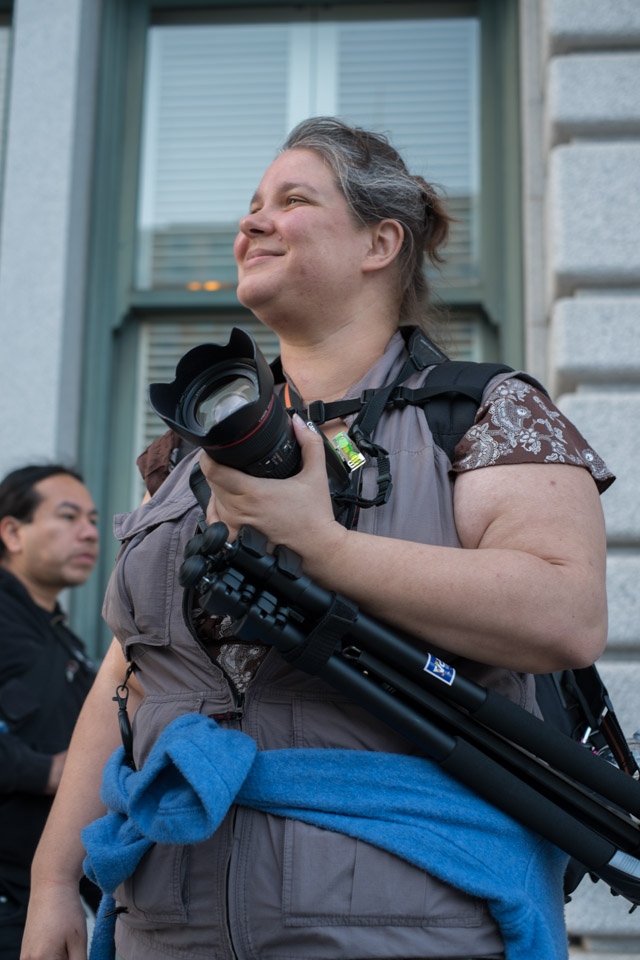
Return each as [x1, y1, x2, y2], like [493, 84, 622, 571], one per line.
[2, 474, 99, 604]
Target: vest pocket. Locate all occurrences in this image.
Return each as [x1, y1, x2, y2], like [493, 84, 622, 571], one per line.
[121, 631, 171, 662]
[280, 695, 485, 927]
[282, 818, 483, 927]
[116, 842, 190, 923]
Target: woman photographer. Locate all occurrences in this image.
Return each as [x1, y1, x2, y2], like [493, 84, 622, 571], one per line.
[21, 118, 612, 960]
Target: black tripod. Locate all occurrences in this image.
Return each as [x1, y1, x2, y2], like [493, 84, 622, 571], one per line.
[180, 522, 640, 908]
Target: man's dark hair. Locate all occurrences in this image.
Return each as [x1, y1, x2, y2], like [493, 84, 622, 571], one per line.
[0, 464, 85, 559]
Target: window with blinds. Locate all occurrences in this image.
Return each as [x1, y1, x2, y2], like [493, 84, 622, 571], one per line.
[135, 7, 479, 293]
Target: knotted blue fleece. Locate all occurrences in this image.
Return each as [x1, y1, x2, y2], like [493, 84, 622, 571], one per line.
[82, 713, 569, 960]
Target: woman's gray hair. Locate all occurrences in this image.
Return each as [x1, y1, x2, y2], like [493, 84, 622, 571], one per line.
[282, 116, 451, 328]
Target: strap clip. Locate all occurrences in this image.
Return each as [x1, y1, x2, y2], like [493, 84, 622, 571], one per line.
[360, 388, 377, 403]
[113, 663, 135, 770]
[307, 399, 326, 424]
[389, 385, 414, 409]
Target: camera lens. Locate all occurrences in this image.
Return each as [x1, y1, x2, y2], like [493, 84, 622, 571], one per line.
[195, 376, 258, 431]
[149, 327, 351, 503]
[149, 329, 302, 478]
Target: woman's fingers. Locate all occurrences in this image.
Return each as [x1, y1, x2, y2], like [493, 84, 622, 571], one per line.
[197, 415, 338, 556]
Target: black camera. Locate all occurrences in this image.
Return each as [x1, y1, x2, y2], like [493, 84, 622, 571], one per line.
[148, 327, 352, 497]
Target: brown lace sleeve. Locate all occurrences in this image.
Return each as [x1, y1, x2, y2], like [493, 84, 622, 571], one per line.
[451, 377, 615, 494]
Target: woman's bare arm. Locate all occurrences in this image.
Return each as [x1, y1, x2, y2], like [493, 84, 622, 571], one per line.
[200, 418, 608, 674]
[20, 639, 143, 960]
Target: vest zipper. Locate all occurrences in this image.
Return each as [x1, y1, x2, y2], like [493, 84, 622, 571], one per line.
[182, 584, 244, 959]
[223, 687, 243, 960]
[209, 692, 245, 724]
[181, 586, 244, 709]
[225, 804, 241, 960]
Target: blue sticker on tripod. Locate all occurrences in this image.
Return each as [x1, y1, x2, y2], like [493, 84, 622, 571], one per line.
[423, 654, 455, 686]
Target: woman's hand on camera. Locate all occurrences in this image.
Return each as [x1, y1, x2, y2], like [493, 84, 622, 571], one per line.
[200, 415, 346, 571]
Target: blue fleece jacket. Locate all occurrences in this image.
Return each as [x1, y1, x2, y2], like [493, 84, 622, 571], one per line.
[82, 713, 569, 960]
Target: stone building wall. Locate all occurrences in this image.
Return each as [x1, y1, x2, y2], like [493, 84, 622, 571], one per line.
[540, 1, 640, 955]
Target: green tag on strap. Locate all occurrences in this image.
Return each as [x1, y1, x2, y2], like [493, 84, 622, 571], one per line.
[331, 431, 366, 471]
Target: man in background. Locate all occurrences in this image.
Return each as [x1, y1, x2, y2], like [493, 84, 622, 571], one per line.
[0, 465, 99, 959]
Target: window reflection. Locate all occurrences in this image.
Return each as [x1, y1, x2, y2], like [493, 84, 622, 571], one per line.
[135, 12, 479, 293]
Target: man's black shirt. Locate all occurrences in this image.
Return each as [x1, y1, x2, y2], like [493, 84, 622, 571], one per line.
[0, 567, 95, 907]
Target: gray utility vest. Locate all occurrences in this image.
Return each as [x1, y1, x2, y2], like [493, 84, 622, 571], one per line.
[103, 332, 531, 960]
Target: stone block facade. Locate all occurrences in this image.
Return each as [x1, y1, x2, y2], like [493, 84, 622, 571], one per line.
[548, 53, 640, 140]
[544, 0, 640, 53]
[548, 144, 640, 296]
[543, 0, 640, 954]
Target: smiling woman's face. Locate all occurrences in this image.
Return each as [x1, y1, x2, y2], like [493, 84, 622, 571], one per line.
[233, 149, 373, 327]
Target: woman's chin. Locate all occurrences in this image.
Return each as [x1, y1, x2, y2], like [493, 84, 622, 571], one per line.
[236, 278, 277, 314]
[237, 287, 288, 328]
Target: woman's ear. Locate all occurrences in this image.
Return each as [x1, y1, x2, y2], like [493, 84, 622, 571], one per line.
[362, 219, 404, 273]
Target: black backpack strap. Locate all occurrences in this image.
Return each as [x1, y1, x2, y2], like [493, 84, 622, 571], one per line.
[276, 327, 450, 428]
[420, 361, 513, 463]
[189, 463, 213, 533]
[189, 462, 211, 513]
[338, 330, 450, 508]
[277, 333, 513, 493]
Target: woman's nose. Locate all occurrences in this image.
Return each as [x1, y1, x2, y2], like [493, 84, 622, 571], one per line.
[238, 209, 274, 236]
